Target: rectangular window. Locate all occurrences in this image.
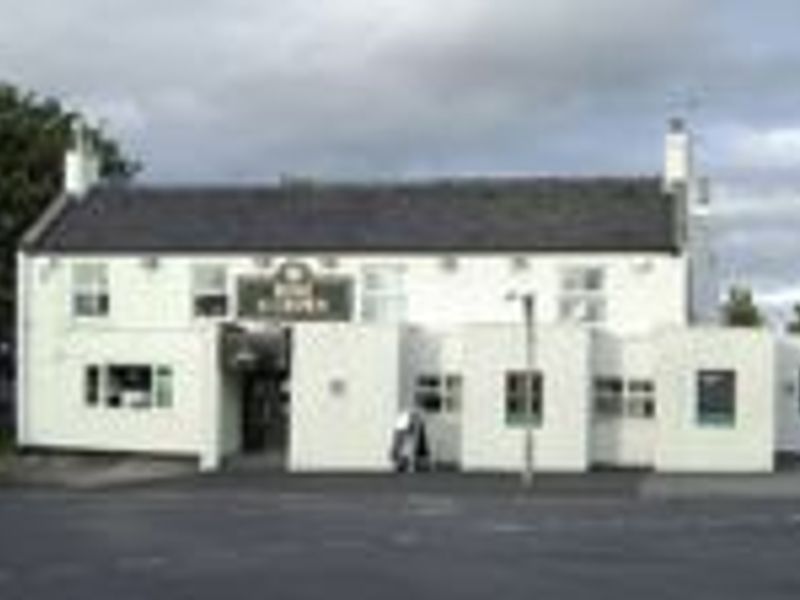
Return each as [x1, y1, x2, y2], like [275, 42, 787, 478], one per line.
[562, 266, 604, 292]
[628, 379, 654, 394]
[697, 370, 736, 426]
[107, 365, 152, 409]
[85, 366, 100, 406]
[85, 364, 173, 410]
[593, 376, 624, 418]
[414, 373, 462, 414]
[192, 265, 228, 317]
[593, 376, 656, 419]
[627, 378, 656, 419]
[155, 366, 174, 408]
[360, 265, 405, 323]
[559, 266, 606, 324]
[72, 263, 109, 317]
[628, 398, 656, 419]
[505, 370, 543, 426]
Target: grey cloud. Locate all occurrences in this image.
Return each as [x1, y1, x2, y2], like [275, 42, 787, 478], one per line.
[0, 0, 719, 180]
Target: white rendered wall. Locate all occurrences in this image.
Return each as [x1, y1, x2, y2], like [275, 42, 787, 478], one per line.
[589, 333, 657, 468]
[19, 248, 687, 468]
[457, 324, 591, 472]
[18, 255, 223, 468]
[289, 324, 401, 471]
[400, 327, 463, 466]
[654, 328, 775, 472]
[776, 337, 800, 454]
[588, 331, 623, 466]
[26, 251, 688, 333]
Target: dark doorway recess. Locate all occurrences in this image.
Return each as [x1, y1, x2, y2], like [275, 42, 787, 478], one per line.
[241, 369, 289, 453]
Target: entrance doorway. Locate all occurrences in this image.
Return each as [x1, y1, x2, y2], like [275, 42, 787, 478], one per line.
[226, 325, 292, 466]
[241, 368, 289, 453]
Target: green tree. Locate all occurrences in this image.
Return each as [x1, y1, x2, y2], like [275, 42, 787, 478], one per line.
[0, 82, 138, 333]
[721, 285, 764, 327]
[787, 303, 800, 335]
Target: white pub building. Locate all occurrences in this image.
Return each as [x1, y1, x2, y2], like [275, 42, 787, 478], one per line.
[16, 121, 800, 472]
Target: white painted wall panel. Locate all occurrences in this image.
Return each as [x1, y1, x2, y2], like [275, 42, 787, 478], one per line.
[290, 324, 401, 471]
[776, 337, 800, 454]
[458, 324, 591, 472]
[654, 328, 775, 472]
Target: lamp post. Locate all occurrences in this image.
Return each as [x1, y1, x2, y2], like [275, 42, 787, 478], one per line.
[506, 291, 537, 489]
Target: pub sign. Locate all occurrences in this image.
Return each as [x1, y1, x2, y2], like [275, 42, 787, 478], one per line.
[237, 261, 353, 321]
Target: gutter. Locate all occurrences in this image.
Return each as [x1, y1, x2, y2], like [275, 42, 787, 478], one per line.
[19, 193, 70, 251]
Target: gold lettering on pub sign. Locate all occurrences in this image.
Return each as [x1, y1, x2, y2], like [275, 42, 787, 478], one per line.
[238, 261, 352, 321]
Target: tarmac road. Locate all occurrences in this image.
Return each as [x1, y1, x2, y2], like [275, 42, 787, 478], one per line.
[1, 476, 800, 599]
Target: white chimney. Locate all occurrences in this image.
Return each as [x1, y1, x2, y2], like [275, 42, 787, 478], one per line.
[664, 117, 694, 191]
[64, 120, 100, 198]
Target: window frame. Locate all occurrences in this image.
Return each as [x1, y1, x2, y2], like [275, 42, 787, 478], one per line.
[360, 264, 406, 324]
[191, 264, 229, 319]
[505, 370, 544, 427]
[85, 364, 174, 410]
[697, 369, 736, 427]
[558, 265, 607, 324]
[414, 372, 462, 414]
[71, 263, 110, 318]
[593, 376, 624, 418]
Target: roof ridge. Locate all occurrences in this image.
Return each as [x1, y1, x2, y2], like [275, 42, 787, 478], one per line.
[95, 174, 663, 195]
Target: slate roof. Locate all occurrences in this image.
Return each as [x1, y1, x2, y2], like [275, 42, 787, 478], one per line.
[27, 177, 679, 254]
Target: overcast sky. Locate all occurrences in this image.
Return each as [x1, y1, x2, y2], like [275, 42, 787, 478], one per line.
[1, 1, 799, 319]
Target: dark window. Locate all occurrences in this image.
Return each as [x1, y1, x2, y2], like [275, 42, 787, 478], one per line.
[628, 379, 654, 393]
[84, 364, 173, 410]
[628, 398, 656, 419]
[72, 264, 109, 318]
[73, 293, 110, 317]
[697, 370, 736, 426]
[626, 379, 656, 419]
[593, 377, 623, 418]
[85, 366, 100, 406]
[414, 373, 461, 414]
[192, 265, 228, 318]
[193, 295, 228, 317]
[505, 371, 543, 426]
[107, 366, 153, 409]
[155, 367, 174, 408]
